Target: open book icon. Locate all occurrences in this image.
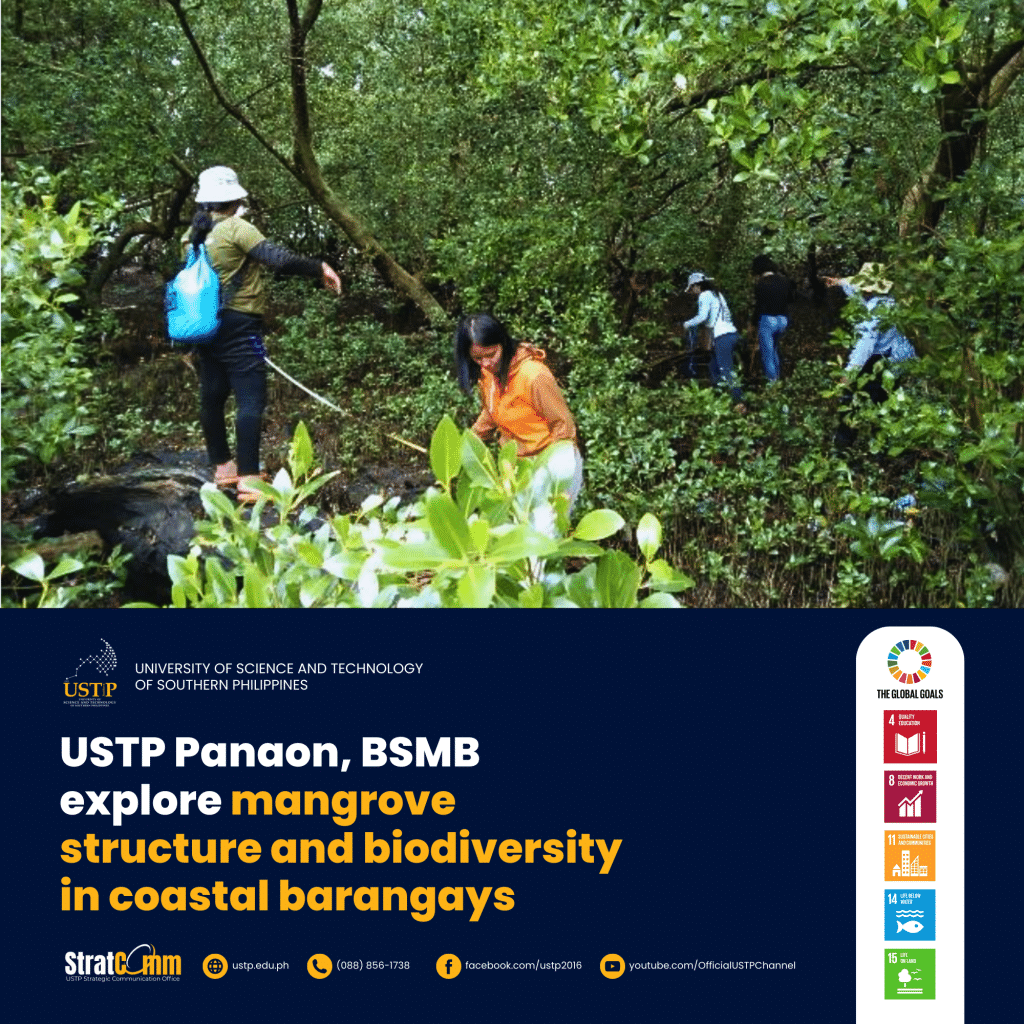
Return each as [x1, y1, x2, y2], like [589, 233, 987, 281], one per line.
[896, 732, 925, 756]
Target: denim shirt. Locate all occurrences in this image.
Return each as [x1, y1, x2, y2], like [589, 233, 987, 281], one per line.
[840, 284, 916, 370]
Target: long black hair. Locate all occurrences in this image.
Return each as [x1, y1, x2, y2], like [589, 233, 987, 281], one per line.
[696, 278, 725, 300]
[188, 200, 239, 249]
[454, 313, 519, 394]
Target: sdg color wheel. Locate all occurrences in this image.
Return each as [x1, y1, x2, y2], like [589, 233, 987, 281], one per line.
[887, 640, 932, 685]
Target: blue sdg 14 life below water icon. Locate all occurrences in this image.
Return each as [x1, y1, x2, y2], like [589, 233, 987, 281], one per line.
[885, 889, 935, 941]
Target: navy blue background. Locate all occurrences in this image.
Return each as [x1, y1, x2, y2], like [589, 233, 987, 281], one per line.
[6, 610, 1014, 1022]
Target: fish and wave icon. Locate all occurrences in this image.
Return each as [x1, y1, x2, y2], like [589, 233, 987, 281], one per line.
[895, 910, 926, 934]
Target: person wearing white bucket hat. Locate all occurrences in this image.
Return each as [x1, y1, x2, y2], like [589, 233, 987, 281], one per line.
[681, 272, 746, 411]
[184, 166, 341, 501]
[195, 165, 250, 204]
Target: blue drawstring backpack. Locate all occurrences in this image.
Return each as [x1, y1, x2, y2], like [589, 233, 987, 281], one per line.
[165, 243, 222, 344]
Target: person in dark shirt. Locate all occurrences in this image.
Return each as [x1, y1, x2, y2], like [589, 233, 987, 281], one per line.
[749, 254, 789, 382]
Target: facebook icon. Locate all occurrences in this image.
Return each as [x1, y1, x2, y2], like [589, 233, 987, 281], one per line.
[436, 954, 462, 978]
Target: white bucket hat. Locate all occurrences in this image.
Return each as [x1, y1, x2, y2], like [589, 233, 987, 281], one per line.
[195, 166, 248, 204]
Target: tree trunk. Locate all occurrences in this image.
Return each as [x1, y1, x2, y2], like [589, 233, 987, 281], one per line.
[899, 40, 1023, 238]
[84, 164, 195, 306]
[166, 0, 448, 327]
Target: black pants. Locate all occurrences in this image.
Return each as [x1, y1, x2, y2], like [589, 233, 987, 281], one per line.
[197, 310, 267, 475]
[835, 354, 889, 447]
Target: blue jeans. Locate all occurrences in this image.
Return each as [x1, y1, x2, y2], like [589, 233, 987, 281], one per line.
[757, 314, 787, 381]
[711, 331, 743, 402]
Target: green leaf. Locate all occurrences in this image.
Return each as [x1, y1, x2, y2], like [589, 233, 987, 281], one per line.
[300, 574, 336, 607]
[565, 563, 598, 607]
[469, 518, 491, 553]
[166, 555, 195, 592]
[647, 559, 696, 593]
[242, 564, 273, 607]
[294, 539, 325, 568]
[461, 430, 499, 487]
[425, 492, 473, 559]
[489, 525, 559, 562]
[10, 552, 46, 582]
[377, 540, 453, 571]
[430, 414, 463, 486]
[518, 583, 545, 608]
[48, 555, 85, 579]
[594, 549, 641, 607]
[323, 550, 369, 580]
[204, 557, 237, 605]
[457, 477, 488, 517]
[636, 513, 662, 561]
[289, 421, 314, 479]
[201, 485, 242, 519]
[457, 563, 496, 608]
[574, 509, 625, 541]
[639, 592, 680, 608]
[552, 540, 606, 558]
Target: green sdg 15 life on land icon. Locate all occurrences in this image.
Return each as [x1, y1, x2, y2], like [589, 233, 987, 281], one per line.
[884, 948, 935, 999]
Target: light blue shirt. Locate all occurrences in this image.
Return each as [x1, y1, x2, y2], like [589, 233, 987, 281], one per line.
[683, 290, 737, 337]
[840, 283, 916, 370]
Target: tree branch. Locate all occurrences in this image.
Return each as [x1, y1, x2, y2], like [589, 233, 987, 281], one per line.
[666, 62, 871, 120]
[982, 39, 1024, 107]
[1, 140, 96, 158]
[285, 0, 317, 165]
[300, 0, 324, 38]
[164, 0, 297, 178]
[164, 0, 446, 324]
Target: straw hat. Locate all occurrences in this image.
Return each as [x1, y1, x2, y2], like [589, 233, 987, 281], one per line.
[848, 262, 893, 294]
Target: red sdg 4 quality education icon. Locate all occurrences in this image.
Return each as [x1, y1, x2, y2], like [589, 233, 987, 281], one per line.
[884, 710, 937, 764]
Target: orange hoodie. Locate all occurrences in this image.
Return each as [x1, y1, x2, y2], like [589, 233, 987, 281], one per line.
[471, 345, 577, 456]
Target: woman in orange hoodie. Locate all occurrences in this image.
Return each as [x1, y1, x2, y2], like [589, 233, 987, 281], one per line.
[455, 313, 583, 507]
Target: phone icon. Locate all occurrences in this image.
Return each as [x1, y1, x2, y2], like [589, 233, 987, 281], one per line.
[306, 954, 333, 979]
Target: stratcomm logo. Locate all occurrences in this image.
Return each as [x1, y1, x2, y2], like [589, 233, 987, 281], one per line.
[63, 639, 118, 706]
[64, 943, 181, 981]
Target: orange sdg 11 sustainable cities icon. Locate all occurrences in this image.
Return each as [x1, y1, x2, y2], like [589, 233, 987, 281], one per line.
[884, 831, 936, 882]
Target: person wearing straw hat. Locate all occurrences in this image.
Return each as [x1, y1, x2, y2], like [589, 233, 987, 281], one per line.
[184, 166, 342, 501]
[825, 262, 916, 378]
[824, 262, 916, 445]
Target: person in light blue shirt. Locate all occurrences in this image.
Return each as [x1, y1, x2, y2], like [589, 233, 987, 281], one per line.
[827, 263, 917, 374]
[825, 263, 916, 446]
[682, 272, 746, 411]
